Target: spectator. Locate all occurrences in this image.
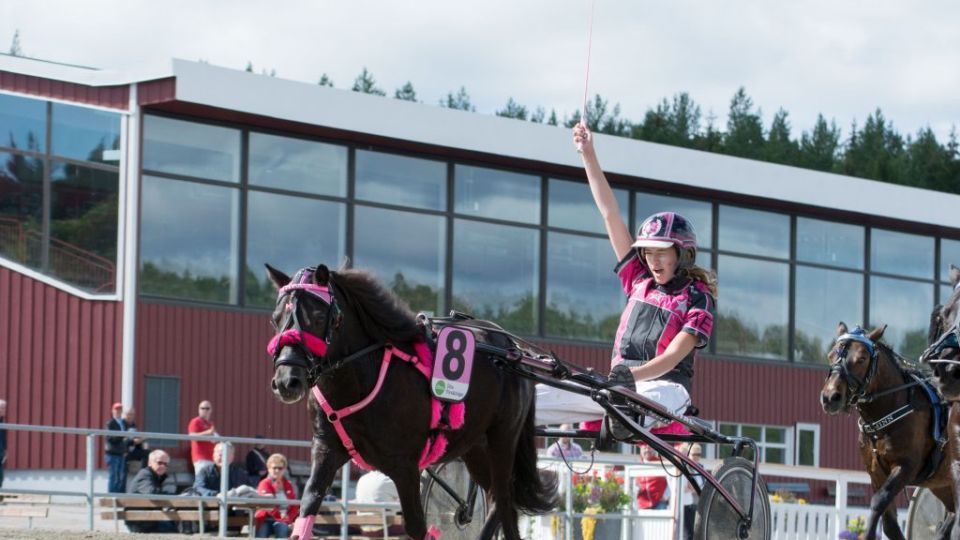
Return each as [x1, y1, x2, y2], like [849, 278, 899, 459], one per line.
[679, 443, 704, 540]
[255, 453, 298, 538]
[188, 400, 217, 474]
[246, 436, 270, 485]
[636, 444, 669, 510]
[353, 470, 402, 536]
[126, 450, 177, 533]
[0, 399, 6, 488]
[124, 408, 149, 469]
[105, 402, 128, 493]
[546, 424, 584, 459]
[193, 442, 254, 497]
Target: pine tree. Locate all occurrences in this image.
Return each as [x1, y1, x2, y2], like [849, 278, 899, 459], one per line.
[840, 109, 906, 183]
[352, 67, 386, 96]
[693, 111, 724, 152]
[905, 127, 953, 192]
[394, 82, 417, 101]
[565, 95, 629, 136]
[798, 115, 840, 172]
[496, 98, 528, 120]
[440, 86, 475, 112]
[530, 107, 546, 123]
[317, 73, 334, 87]
[633, 93, 701, 147]
[245, 61, 254, 73]
[763, 109, 799, 165]
[9, 29, 22, 56]
[547, 109, 559, 126]
[724, 87, 765, 159]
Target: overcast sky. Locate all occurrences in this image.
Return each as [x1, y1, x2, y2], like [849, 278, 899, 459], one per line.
[2, 0, 957, 142]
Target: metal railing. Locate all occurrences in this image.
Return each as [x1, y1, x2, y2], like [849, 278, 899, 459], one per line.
[0, 422, 911, 540]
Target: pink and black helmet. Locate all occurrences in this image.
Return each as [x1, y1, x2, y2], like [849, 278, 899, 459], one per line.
[632, 212, 698, 266]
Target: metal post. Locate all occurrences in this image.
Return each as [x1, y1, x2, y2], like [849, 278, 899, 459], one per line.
[219, 442, 230, 538]
[565, 468, 573, 540]
[86, 434, 95, 531]
[834, 479, 848, 537]
[341, 461, 350, 540]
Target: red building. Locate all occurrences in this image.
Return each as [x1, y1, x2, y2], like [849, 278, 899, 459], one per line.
[1, 54, 957, 499]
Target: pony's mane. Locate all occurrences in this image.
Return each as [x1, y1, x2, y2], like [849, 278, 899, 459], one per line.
[330, 268, 421, 345]
[873, 339, 928, 376]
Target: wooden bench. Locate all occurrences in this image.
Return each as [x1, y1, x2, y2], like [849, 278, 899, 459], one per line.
[0, 493, 51, 529]
[99, 497, 247, 535]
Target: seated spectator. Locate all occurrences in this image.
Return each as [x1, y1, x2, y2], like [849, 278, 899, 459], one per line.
[546, 424, 584, 459]
[353, 470, 403, 536]
[126, 450, 177, 534]
[246, 436, 270, 485]
[255, 453, 299, 538]
[193, 442, 255, 497]
[636, 444, 669, 510]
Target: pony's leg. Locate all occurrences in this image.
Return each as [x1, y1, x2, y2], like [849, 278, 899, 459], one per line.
[485, 432, 522, 540]
[866, 465, 910, 540]
[879, 506, 906, 540]
[389, 467, 430, 540]
[291, 443, 348, 540]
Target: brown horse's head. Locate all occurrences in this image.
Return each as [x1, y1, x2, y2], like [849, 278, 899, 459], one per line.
[922, 264, 960, 400]
[820, 322, 887, 414]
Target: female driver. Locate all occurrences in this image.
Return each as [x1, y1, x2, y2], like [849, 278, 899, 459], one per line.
[536, 124, 717, 430]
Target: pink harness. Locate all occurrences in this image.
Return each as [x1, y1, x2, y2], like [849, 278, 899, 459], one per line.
[311, 341, 466, 471]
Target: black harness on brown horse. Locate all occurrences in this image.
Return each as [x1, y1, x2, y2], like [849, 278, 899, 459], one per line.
[829, 327, 948, 483]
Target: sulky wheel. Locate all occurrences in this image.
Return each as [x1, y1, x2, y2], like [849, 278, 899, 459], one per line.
[693, 456, 771, 539]
[421, 460, 489, 540]
[905, 487, 950, 539]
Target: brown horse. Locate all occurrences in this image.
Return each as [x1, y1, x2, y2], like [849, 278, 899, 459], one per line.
[821, 323, 955, 540]
[265, 264, 557, 540]
[921, 265, 960, 540]
[924, 264, 960, 400]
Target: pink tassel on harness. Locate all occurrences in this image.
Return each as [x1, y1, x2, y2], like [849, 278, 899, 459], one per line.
[425, 525, 442, 540]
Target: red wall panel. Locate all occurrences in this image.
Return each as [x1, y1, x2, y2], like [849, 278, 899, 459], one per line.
[0, 71, 129, 109]
[0, 266, 124, 469]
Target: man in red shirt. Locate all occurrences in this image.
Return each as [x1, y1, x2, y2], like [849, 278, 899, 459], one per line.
[636, 444, 669, 510]
[188, 400, 217, 474]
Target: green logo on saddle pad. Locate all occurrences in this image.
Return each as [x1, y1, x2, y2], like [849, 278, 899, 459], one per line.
[434, 380, 446, 395]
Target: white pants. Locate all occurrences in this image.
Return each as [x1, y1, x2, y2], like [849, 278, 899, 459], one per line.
[535, 379, 691, 427]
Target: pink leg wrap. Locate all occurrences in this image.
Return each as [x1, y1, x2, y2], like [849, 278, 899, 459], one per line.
[425, 525, 442, 540]
[291, 515, 316, 540]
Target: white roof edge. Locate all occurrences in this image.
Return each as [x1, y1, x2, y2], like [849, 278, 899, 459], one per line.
[0, 53, 173, 87]
[4, 56, 957, 230]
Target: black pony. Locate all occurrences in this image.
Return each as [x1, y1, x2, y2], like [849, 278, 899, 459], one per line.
[265, 263, 557, 540]
[924, 264, 960, 400]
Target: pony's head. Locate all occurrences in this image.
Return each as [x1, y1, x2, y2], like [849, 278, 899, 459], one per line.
[265, 263, 340, 404]
[820, 322, 887, 414]
[264, 263, 422, 404]
[921, 264, 960, 399]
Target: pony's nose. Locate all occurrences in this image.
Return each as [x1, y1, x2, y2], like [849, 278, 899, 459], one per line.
[820, 391, 842, 407]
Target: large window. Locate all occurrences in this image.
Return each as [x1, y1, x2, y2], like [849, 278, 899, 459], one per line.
[140, 176, 240, 304]
[356, 150, 445, 210]
[452, 219, 539, 333]
[245, 192, 345, 307]
[0, 93, 121, 294]
[353, 206, 444, 315]
[454, 165, 539, 224]
[143, 116, 241, 183]
[133, 113, 960, 365]
[546, 232, 623, 340]
[549, 178, 628, 235]
[248, 132, 346, 196]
